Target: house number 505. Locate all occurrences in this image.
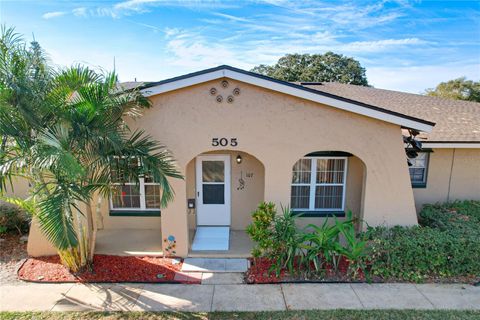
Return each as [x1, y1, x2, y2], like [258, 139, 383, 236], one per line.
[212, 138, 238, 147]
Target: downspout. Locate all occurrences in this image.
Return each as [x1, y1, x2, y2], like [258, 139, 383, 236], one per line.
[446, 148, 456, 202]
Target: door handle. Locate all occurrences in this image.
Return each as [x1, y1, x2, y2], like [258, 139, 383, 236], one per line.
[197, 191, 200, 197]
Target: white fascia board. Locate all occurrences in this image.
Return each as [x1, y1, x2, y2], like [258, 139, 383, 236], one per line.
[141, 68, 434, 132]
[141, 69, 226, 96]
[422, 143, 480, 148]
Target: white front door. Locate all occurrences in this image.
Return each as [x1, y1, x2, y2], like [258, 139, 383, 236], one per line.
[195, 155, 231, 226]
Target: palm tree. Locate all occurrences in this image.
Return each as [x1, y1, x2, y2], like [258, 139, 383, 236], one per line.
[0, 26, 182, 272]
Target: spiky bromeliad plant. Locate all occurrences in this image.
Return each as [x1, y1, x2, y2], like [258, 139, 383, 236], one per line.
[0, 26, 182, 272]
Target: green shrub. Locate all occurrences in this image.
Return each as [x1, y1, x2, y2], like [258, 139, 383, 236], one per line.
[365, 201, 480, 282]
[334, 212, 369, 279]
[0, 203, 30, 235]
[298, 211, 367, 278]
[248, 203, 368, 278]
[246, 202, 277, 259]
[419, 200, 480, 232]
[247, 202, 301, 275]
[366, 225, 480, 282]
[299, 217, 341, 274]
[269, 206, 300, 275]
[248, 201, 480, 282]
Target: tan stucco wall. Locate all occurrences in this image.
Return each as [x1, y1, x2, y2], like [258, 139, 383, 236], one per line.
[2, 177, 30, 199]
[135, 78, 417, 256]
[25, 77, 421, 257]
[413, 148, 480, 211]
[27, 218, 57, 257]
[97, 196, 162, 230]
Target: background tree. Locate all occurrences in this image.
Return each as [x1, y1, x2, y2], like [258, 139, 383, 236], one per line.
[251, 52, 369, 85]
[424, 77, 480, 102]
[0, 26, 182, 272]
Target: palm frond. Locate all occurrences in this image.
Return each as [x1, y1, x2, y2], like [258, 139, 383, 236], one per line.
[37, 187, 79, 250]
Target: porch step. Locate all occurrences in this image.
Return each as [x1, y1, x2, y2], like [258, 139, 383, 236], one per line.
[201, 272, 244, 284]
[191, 226, 230, 251]
[181, 258, 249, 273]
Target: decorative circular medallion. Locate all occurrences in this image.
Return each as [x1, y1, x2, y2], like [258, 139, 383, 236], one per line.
[208, 81, 240, 104]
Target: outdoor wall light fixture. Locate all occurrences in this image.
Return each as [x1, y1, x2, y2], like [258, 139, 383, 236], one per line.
[236, 155, 242, 164]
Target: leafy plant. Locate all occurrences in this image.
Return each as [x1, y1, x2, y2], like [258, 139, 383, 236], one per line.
[269, 206, 301, 276]
[0, 203, 30, 235]
[298, 218, 340, 274]
[334, 211, 368, 279]
[0, 26, 182, 272]
[247, 203, 301, 276]
[419, 200, 480, 232]
[246, 201, 276, 260]
[365, 224, 480, 282]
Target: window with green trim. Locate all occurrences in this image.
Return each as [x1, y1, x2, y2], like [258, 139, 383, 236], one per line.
[409, 152, 429, 187]
[290, 157, 348, 211]
[110, 157, 161, 211]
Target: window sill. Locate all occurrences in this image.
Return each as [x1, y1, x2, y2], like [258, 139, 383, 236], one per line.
[292, 210, 345, 217]
[109, 210, 161, 217]
[412, 183, 427, 189]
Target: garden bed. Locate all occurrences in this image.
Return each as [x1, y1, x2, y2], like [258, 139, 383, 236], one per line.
[0, 233, 28, 285]
[245, 257, 479, 284]
[18, 255, 200, 284]
[245, 256, 368, 284]
[245, 201, 480, 285]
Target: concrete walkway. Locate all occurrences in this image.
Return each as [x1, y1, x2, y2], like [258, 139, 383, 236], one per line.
[1, 282, 479, 312]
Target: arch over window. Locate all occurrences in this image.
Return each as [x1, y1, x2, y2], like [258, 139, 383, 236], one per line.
[291, 155, 348, 212]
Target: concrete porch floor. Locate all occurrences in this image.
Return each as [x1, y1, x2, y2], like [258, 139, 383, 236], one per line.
[95, 229, 163, 256]
[188, 230, 253, 258]
[95, 229, 253, 258]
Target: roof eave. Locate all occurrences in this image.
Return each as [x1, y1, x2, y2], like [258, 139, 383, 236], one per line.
[422, 141, 480, 148]
[140, 65, 435, 133]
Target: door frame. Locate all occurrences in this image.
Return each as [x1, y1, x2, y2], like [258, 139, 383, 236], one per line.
[195, 154, 231, 226]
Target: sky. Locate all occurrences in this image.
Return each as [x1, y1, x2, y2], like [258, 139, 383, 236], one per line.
[1, 0, 479, 93]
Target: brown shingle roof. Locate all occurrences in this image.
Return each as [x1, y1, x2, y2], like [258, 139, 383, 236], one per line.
[116, 81, 145, 92]
[119, 76, 480, 143]
[300, 82, 480, 142]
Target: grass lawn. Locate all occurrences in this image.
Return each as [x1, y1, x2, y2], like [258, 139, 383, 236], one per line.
[1, 310, 479, 320]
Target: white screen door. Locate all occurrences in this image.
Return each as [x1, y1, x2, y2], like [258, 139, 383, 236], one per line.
[195, 155, 231, 226]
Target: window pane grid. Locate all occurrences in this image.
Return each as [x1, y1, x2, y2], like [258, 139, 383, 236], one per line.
[291, 185, 310, 209]
[291, 157, 347, 211]
[145, 184, 161, 209]
[292, 159, 312, 184]
[316, 159, 345, 184]
[409, 152, 428, 183]
[111, 178, 161, 211]
[315, 185, 343, 210]
[111, 185, 141, 209]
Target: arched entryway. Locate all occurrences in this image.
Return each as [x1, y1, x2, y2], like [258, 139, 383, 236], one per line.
[288, 151, 366, 229]
[185, 150, 265, 256]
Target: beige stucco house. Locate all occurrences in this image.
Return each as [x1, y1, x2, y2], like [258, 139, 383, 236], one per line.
[21, 66, 480, 257]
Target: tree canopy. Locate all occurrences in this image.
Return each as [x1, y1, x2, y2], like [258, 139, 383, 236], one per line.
[424, 77, 480, 102]
[251, 52, 369, 85]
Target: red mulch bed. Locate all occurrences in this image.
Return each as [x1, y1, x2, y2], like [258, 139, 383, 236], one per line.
[18, 255, 200, 284]
[246, 256, 364, 284]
